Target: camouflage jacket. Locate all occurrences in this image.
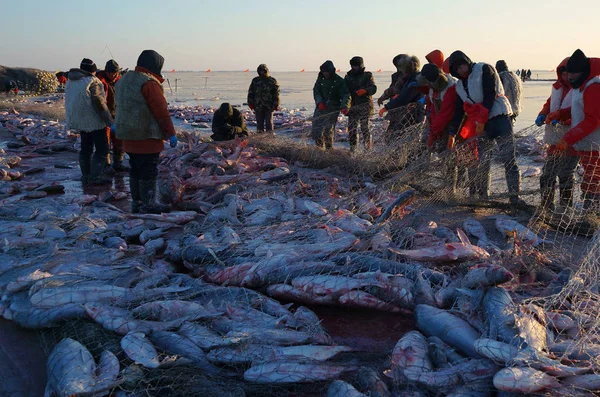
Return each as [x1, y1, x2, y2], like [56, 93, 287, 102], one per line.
[313, 73, 351, 112]
[247, 76, 280, 110]
[345, 69, 377, 115]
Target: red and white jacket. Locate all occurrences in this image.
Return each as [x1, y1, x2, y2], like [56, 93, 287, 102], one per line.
[428, 75, 458, 138]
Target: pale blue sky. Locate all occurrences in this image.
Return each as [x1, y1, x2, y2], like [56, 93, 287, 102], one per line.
[1, 0, 598, 72]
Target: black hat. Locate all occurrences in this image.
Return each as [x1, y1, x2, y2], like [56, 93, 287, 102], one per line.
[566, 49, 591, 88]
[219, 103, 233, 118]
[137, 50, 165, 77]
[80, 58, 97, 74]
[495, 60, 508, 73]
[421, 63, 441, 83]
[350, 56, 364, 68]
[105, 59, 119, 73]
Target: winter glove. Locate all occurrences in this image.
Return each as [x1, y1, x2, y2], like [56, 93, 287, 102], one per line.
[447, 135, 455, 150]
[552, 120, 559, 126]
[535, 114, 546, 126]
[546, 111, 561, 125]
[340, 108, 349, 116]
[169, 135, 178, 148]
[249, 104, 255, 110]
[317, 102, 327, 111]
[417, 97, 426, 105]
[109, 124, 116, 134]
[356, 89, 368, 97]
[555, 139, 568, 151]
[379, 107, 387, 117]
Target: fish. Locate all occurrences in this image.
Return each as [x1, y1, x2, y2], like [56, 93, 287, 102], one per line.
[404, 358, 498, 388]
[433, 226, 460, 243]
[338, 290, 401, 312]
[523, 167, 542, 178]
[30, 285, 130, 308]
[493, 367, 561, 394]
[415, 304, 481, 358]
[376, 190, 417, 224]
[226, 327, 315, 346]
[388, 331, 432, 380]
[104, 236, 128, 251]
[357, 367, 391, 397]
[129, 211, 197, 224]
[243, 361, 358, 383]
[144, 238, 165, 255]
[333, 209, 373, 235]
[254, 228, 358, 257]
[295, 198, 328, 216]
[482, 287, 520, 344]
[461, 264, 514, 289]
[178, 321, 246, 350]
[266, 284, 338, 305]
[473, 338, 519, 365]
[132, 300, 223, 321]
[139, 227, 167, 244]
[84, 303, 183, 335]
[494, 216, 549, 246]
[327, 380, 367, 397]
[292, 275, 386, 297]
[120, 332, 162, 369]
[512, 347, 592, 377]
[514, 304, 547, 352]
[562, 374, 600, 390]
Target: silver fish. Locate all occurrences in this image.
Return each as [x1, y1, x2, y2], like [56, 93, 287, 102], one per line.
[493, 367, 561, 394]
[243, 361, 358, 383]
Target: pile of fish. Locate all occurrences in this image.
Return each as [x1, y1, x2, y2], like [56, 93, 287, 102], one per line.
[169, 104, 312, 131]
[0, 108, 75, 150]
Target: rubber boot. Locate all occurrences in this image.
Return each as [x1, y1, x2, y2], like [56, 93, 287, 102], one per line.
[90, 160, 112, 185]
[139, 178, 170, 214]
[112, 151, 130, 172]
[130, 176, 142, 213]
[79, 154, 91, 186]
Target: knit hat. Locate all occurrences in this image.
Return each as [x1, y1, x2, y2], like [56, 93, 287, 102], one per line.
[105, 59, 119, 73]
[495, 60, 508, 73]
[566, 49, 591, 89]
[80, 58, 97, 74]
[219, 103, 233, 118]
[421, 63, 441, 83]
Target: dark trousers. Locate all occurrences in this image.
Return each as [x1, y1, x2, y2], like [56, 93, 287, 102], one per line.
[469, 116, 520, 199]
[80, 128, 109, 176]
[311, 110, 339, 149]
[540, 151, 579, 209]
[255, 108, 274, 132]
[348, 114, 371, 150]
[128, 153, 160, 180]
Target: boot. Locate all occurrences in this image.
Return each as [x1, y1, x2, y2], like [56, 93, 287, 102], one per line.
[112, 151, 130, 173]
[139, 178, 170, 214]
[90, 160, 112, 185]
[540, 187, 556, 212]
[130, 176, 142, 213]
[79, 154, 91, 186]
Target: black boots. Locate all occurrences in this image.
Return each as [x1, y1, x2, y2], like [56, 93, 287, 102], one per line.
[79, 154, 91, 186]
[137, 178, 170, 214]
[113, 151, 130, 173]
[130, 176, 142, 213]
[90, 160, 112, 185]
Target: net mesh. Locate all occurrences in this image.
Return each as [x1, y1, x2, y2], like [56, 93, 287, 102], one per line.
[1, 100, 600, 396]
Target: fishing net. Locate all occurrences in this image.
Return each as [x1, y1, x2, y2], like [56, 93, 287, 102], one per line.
[2, 97, 600, 396]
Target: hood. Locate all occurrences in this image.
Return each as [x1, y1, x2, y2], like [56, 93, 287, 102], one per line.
[319, 60, 336, 78]
[442, 58, 450, 74]
[448, 50, 473, 79]
[553, 57, 570, 89]
[399, 55, 420, 76]
[67, 68, 93, 81]
[137, 50, 165, 78]
[257, 64, 270, 76]
[219, 103, 233, 118]
[425, 50, 444, 69]
[495, 60, 508, 73]
[393, 54, 408, 71]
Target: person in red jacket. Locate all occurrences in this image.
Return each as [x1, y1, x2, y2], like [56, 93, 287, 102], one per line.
[425, 50, 444, 69]
[115, 50, 177, 214]
[554, 49, 600, 211]
[535, 57, 579, 211]
[97, 60, 129, 173]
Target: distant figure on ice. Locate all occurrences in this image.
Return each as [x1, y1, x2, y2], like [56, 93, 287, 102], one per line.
[311, 60, 350, 149]
[97, 59, 128, 173]
[3, 78, 18, 95]
[65, 58, 114, 186]
[247, 64, 280, 134]
[345, 56, 377, 151]
[447, 50, 525, 206]
[115, 50, 177, 214]
[535, 57, 579, 212]
[211, 102, 249, 141]
[526, 69, 532, 80]
[495, 60, 523, 125]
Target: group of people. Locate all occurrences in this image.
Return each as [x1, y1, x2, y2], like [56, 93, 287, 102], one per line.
[64, 50, 177, 214]
[64, 47, 600, 215]
[516, 69, 532, 81]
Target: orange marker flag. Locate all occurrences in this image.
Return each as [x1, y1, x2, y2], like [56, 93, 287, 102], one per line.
[336, 68, 340, 72]
[377, 69, 382, 72]
[206, 69, 211, 73]
[244, 69, 249, 72]
[170, 69, 175, 73]
[300, 69, 305, 72]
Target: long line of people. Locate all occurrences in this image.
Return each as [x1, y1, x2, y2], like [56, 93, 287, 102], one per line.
[63, 48, 600, 215]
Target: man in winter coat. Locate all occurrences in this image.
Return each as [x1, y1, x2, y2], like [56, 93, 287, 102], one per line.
[495, 60, 523, 125]
[311, 60, 350, 149]
[379, 55, 425, 142]
[377, 54, 407, 107]
[65, 58, 114, 185]
[535, 57, 579, 211]
[211, 103, 249, 141]
[554, 49, 600, 210]
[447, 50, 525, 206]
[98, 59, 128, 173]
[247, 64, 280, 133]
[3, 79, 18, 95]
[345, 56, 377, 151]
[115, 50, 177, 214]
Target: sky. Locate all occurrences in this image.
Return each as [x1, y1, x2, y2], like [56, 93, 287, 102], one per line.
[1, 0, 599, 72]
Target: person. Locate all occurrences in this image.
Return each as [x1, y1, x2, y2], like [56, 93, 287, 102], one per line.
[3, 78, 18, 95]
[447, 50, 525, 206]
[377, 54, 408, 107]
[56, 72, 67, 88]
[97, 59, 129, 173]
[516, 69, 521, 77]
[345, 56, 377, 151]
[536, 57, 578, 211]
[526, 69, 532, 80]
[115, 50, 177, 214]
[65, 58, 114, 185]
[420, 63, 457, 152]
[247, 64, 280, 134]
[311, 60, 350, 149]
[425, 49, 444, 69]
[379, 55, 425, 141]
[211, 103, 249, 141]
[553, 49, 600, 210]
[495, 60, 523, 125]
